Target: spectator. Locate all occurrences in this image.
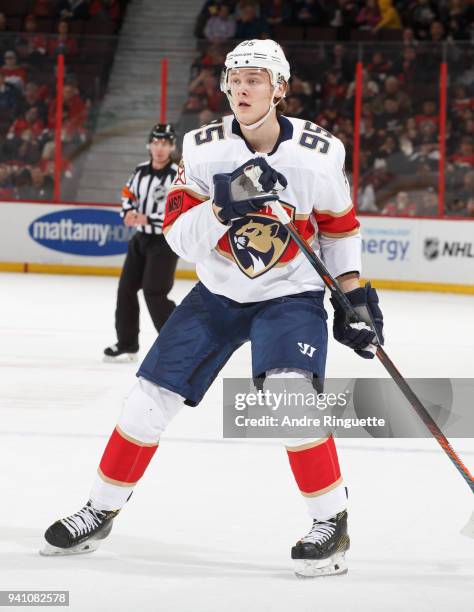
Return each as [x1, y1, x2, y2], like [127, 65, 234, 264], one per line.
[17, 167, 53, 200]
[58, 0, 90, 20]
[379, 75, 412, 113]
[417, 186, 438, 216]
[429, 20, 446, 42]
[195, 0, 230, 37]
[329, 0, 358, 38]
[452, 84, 474, 114]
[198, 43, 226, 70]
[285, 94, 306, 118]
[17, 82, 48, 122]
[415, 100, 438, 127]
[89, 0, 121, 24]
[39, 141, 74, 180]
[321, 70, 347, 104]
[32, 1, 56, 17]
[450, 137, 474, 167]
[399, 116, 419, 156]
[0, 51, 27, 91]
[402, 27, 417, 46]
[188, 67, 226, 113]
[262, 0, 292, 26]
[0, 72, 19, 114]
[356, 0, 380, 30]
[375, 134, 412, 174]
[361, 114, 379, 145]
[375, 97, 403, 134]
[47, 20, 79, 58]
[204, 4, 236, 43]
[328, 43, 354, 83]
[8, 107, 46, 140]
[235, 2, 270, 39]
[288, 73, 313, 111]
[294, 0, 328, 25]
[367, 50, 392, 84]
[382, 191, 417, 215]
[393, 46, 421, 88]
[9, 131, 42, 166]
[48, 82, 87, 142]
[345, 69, 379, 113]
[408, 0, 438, 40]
[15, 15, 47, 65]
[373, 0, 402, 32]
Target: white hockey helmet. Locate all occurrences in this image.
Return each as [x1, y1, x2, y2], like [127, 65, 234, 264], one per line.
[220, 39, 291, 130]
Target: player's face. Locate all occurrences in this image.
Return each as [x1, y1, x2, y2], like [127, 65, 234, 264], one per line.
[229, 68, 275, 124]
[149, 139, 173, 164]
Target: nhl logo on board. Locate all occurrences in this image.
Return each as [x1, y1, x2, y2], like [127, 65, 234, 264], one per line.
[424, 237, 439, 260]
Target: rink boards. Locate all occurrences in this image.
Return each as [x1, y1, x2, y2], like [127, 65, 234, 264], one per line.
[0, 200, 473, 293]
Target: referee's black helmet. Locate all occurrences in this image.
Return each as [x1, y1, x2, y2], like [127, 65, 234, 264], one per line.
[148, 123, 176, 143]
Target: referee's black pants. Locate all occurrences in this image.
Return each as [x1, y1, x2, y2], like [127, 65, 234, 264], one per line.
[115, 232, 178, 350]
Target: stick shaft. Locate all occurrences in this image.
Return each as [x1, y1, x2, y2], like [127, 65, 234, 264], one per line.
[271, 201, 474, 493]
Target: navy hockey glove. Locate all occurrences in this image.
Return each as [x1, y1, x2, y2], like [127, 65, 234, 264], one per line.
[213, 157, 287, 223]
[331, 283, 384, 359]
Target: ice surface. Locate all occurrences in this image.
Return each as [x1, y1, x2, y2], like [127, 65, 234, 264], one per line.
[0, 273, 473, 611]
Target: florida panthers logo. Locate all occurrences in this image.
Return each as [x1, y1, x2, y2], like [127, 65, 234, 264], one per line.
[229, 204, 295, 278]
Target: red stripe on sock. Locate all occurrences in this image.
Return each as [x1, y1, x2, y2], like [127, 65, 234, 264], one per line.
[99, 428, 158, 485]
[286, 437, 341, 494]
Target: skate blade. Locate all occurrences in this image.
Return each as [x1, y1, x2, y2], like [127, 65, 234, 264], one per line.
[461, 510, 474, 539]
[294, 552, 347, 578]
[103, 353, 138, 363]
[40, 540, 101, 557]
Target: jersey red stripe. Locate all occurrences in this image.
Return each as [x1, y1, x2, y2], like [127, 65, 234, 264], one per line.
[314, 207, 360, 236]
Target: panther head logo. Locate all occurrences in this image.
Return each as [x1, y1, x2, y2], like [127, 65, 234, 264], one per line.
[229, 205, 294, 277]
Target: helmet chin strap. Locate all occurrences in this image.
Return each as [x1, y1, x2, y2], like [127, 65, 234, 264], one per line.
[229, 83, 283, 131]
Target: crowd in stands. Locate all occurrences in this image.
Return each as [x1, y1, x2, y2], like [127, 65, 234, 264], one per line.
[0, 0, 128, 201]
[184, 0, 474, 217]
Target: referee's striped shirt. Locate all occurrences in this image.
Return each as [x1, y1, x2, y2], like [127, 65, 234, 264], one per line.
[121, 160, 178, 235]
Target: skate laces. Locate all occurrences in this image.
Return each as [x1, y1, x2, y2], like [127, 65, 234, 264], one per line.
[301, 518, 336, 545]
[60, 503, 106, 537]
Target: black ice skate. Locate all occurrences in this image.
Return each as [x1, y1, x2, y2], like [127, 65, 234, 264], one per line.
[103, 343, 138, 362]
[291, 510, 350, 578]
[41, 501, 120, 556]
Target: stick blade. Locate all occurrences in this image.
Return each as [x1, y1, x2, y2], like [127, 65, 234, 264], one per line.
[460, 511, 474, 538]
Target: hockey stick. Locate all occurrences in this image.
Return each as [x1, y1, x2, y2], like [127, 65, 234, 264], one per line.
[242, 165, 474, 537]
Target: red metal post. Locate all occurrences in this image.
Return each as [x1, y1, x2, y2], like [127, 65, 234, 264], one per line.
[160, 58, 168, 123]
[53, 53, 65, 202]
[352, 61, 363, 211]
[438, 60, 448, 217]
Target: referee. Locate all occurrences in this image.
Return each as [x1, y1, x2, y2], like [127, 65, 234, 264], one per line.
[104, 123, 179, 361]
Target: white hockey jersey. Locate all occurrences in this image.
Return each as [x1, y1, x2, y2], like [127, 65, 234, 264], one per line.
[164, 114, 361, 303]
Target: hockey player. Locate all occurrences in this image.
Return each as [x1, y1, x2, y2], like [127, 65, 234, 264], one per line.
[104, 123, 179, 361]
[43, 40, 384, 578]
